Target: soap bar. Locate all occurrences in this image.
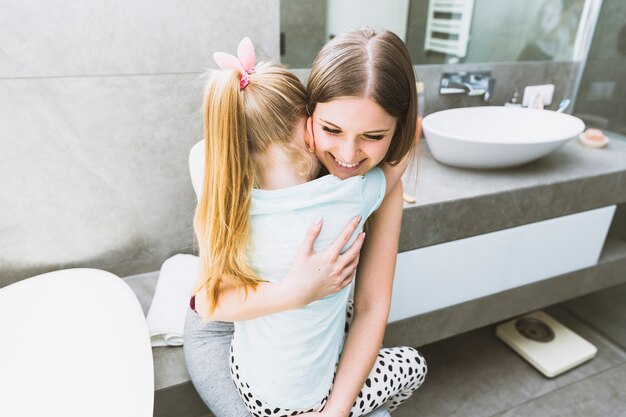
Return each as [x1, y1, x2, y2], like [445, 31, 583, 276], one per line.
[578, 128, 609, 148]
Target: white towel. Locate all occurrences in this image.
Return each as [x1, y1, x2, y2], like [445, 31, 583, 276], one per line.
[146, 254, 199, 347]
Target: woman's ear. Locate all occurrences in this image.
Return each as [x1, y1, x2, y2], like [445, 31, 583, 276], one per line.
[305, 117, 316, 153]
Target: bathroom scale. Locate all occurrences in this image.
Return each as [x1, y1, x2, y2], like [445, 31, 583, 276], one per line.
[495, 310, 597, 378]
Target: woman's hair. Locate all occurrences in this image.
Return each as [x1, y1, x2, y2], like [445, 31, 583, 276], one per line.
[193, 61, 313, 315]
[307, 27, 418, 165]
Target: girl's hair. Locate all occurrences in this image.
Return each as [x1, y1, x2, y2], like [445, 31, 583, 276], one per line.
[307, 27, 418, 165]
[193, 61, 313, 315]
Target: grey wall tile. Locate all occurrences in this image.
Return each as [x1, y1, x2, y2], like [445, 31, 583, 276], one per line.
[0, 73, 204, 285]
[281, 24, 326, 68]
[466, 0, 536, 63]
[413, 61, 580, 114]
[575, 57, 626, 133]
[406, 0, 436, 64]
[587, 0, 626, 61]
[2, 1, 280, 286]
[280, 0, 327, 68]
[280, 0, 325, 27]
[562, 281, 626, 351]
[573, 0, 626, 134]
[0, 0, 279, 78]
[290, 61, 580, 115]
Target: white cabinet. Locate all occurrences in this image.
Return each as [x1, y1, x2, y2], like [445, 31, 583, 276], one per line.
[389, 205, 616, 322]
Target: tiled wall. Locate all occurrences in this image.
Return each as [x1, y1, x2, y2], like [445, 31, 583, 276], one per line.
[414, 61, 580, 114]
[573, 0, 626, 134]
[294, 60, 580, 116]
[0, 0, 591, 287]
[280, 0, 327, 68]
[406, 0, 584, 65]
[1, 0, 280, 286]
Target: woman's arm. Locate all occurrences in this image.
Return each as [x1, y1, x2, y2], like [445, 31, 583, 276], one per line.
[319, 181, 403, 417]
[194, 216, 366, 322]
[379, 154, 410, 196]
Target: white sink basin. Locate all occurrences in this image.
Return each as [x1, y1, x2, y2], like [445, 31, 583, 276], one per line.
[422, 106, 585, 169]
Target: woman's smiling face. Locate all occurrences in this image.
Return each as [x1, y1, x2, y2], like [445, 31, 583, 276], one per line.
[308, 97, 396, 180]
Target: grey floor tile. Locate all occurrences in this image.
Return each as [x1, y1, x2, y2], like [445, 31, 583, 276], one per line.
[393, 305, 626, 417]
[562, 282, 626, 351]
[490, 362, 626, 417]
[152, 346, 189, 391]
[154, 381, 210, 417]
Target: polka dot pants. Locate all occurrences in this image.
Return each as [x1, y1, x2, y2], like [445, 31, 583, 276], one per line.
[229, 301, 427, 417]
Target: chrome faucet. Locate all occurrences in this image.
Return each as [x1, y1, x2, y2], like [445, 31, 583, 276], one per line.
[439, 71, 496, 101]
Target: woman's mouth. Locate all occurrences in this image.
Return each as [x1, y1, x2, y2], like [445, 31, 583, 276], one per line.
[333, 156, 363, 172]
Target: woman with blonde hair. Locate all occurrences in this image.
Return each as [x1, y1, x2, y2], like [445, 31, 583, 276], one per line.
[185, 29, 426, 417]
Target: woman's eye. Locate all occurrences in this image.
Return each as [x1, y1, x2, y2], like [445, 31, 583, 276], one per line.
[322, 126, 341, 135]
[364, 135, 385, 141]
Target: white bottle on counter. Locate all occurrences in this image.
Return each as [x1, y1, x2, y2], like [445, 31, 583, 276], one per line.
[504, 89, 522, 107]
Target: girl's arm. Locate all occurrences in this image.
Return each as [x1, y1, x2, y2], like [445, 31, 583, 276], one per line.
[319, 180, 403, 417]
[194, 216, 366, 322]
[191, 140, 365, 323]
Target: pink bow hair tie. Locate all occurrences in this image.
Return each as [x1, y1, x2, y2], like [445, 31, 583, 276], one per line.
[213, 37, 257, 90]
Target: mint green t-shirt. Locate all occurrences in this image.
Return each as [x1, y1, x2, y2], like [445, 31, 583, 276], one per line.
[232, 167, 386, 409]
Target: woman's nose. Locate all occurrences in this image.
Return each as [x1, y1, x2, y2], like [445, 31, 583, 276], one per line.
[337, 140, 359, 163]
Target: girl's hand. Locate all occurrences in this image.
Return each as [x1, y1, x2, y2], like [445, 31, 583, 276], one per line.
[283, 215, 365, 307]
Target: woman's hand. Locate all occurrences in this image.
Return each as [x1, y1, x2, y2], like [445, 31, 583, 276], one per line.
[282, 215, 366, 307]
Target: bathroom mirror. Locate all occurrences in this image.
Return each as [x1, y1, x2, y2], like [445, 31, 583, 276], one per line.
[280, 0, 594, 68]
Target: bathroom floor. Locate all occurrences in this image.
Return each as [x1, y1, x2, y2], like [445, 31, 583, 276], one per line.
[197, 283, 626, 417]
[396, 282, 626, 417]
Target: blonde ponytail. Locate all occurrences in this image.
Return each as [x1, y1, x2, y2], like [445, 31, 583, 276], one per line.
[192, 62, 312, 317]
[193, 70, 261, 315]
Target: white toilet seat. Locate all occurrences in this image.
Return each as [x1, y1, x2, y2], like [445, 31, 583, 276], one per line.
[0, 268, 154, 417]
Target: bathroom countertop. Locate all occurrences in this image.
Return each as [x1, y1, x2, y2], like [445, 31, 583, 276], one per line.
[399, 131, 626, 251]
[134, 131, 626, 416]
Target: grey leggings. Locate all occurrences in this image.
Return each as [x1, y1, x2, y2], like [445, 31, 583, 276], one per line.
[183, 308, 420, 417]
